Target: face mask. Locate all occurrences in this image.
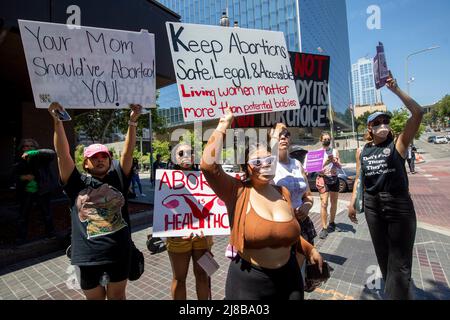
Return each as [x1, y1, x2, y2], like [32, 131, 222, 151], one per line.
[372, 124, 390, 138]
[322, 140, 331, 147]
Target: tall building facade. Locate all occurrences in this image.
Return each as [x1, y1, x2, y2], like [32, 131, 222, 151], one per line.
[351, 57, 383, 106]
[157, 0, 352, 125]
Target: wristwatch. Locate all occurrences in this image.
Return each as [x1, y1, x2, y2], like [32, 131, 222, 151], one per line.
[128, 120, 138, 127]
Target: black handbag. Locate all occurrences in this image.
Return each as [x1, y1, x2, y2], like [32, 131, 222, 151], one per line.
[128, 242, 145, 281]
[146, 236, 167, 254]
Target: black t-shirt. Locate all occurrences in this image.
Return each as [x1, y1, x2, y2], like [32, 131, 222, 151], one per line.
[64, 166, 132, 266]
[361, 138, 409, 195]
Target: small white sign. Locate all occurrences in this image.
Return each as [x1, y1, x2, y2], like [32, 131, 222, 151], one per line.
[166, 22, 300, 122]
[197, 252, 220, 277]
[18, 20, 156, 109]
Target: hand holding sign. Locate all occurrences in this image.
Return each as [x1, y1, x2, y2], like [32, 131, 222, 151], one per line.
[385, 71, 400, 94]
[129, 104, 143, 122]
[48, 102, 67, 122]
[217, 106, 234, 134]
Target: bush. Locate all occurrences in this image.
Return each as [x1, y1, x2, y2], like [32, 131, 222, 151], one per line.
[75, 144, 85, 172]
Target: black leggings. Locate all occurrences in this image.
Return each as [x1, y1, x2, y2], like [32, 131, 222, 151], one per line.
[225, 252, 304, 300]
[364, 192, 416, 300]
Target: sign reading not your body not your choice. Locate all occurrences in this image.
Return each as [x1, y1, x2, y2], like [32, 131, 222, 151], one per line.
[18, 20, 156, 109]
[232, 52, 330, 128]
[152, 170, 231, 238]
[166, 22, 300, 122]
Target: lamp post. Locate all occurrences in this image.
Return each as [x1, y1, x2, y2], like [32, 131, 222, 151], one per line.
[405, 46, 440, 95]
[317, 47, 335, 147]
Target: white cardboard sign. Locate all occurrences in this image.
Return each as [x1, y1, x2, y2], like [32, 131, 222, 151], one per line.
[166, 22, 300, 122]
[18, 20, 156, 109]
[152, 170, 231, 237]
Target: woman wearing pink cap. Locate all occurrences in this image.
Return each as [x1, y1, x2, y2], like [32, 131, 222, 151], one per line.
[48, 102, 141, 300]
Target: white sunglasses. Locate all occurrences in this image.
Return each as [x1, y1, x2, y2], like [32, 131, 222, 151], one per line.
[247, 155, 276, 168]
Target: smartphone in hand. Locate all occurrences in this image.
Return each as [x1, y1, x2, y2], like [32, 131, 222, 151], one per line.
[52, 108, 71, 121]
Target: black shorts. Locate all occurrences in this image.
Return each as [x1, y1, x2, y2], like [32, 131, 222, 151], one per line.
[316, 176, 340, 194]
[78, 260, 130, 290]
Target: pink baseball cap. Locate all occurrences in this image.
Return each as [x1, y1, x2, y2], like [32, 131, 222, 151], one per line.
[83, 144, 111, 158]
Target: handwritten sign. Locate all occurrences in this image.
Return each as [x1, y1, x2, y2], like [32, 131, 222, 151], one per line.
[166, 22, 300, 122]
[152, 170, 231, 237]
[18, 20, 156, 109]
[232, 52, 330, 128]
[305, 150, 325, 173]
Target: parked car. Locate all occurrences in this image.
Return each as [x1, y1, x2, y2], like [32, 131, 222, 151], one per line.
[428, 135, 436, 143]
[222, 164, 239, 173]
[307, 167, 356, 193]
[434, 136, 448, 144]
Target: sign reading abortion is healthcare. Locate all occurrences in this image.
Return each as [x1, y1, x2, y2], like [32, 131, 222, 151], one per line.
[19, 20, 156, 109]
[152, 170, 231, 238]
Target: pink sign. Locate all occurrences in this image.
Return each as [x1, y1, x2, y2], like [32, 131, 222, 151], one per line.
[305, 150, 325, 173]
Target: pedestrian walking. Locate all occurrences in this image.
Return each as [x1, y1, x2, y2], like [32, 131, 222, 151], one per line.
[316, 132, 342, 239]
[407, 144, 417, 174]
[131, 158, 146, 197]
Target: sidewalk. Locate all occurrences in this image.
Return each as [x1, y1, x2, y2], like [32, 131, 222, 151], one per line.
[1, 195, 449, 300]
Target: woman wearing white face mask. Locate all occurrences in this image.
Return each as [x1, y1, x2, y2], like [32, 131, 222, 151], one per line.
[348, 72, 424, 300]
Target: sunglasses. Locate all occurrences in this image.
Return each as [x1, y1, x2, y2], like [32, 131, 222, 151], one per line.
[372, 118, 390, 126]
[247, 155, 276, 168]
[279, 129, 291, 138]
[178, 150, 193, 157]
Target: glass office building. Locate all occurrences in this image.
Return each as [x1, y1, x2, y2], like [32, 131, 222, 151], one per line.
[351, 57, 382, 106]
[158, 0, 352, 126]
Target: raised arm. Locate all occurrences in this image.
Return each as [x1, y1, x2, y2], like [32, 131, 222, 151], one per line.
[200, 107, 240, 204]
[48, 103, 75, 185]
[387, 73, 424, 157]
[121, 104, 141, 177]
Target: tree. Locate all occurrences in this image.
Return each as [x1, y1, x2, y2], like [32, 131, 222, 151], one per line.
[74, 109, 119, 144]
[356, 111, 373, 133]
[152, 140, 171, 162]
[74, 90, 167, 143]
[390, 108, 425, 139]
[436, 95, 450, 126]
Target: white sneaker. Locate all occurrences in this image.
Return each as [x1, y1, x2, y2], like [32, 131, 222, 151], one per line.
[140, 193, 147, 197]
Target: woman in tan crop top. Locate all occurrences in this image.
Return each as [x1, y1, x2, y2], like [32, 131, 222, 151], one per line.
[201, 107, 323, 300]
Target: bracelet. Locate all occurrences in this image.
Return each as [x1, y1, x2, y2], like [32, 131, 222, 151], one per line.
[128, 120, 138, 127]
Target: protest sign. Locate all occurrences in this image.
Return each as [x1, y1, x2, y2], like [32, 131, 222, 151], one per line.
[305, 150, 326, 173]
[166, 22, 300, 122]
[18, 20, 156, 109]
[152, 169, 231, 237]
[374, 42, 389, 89]
[232, 51, 330, 128]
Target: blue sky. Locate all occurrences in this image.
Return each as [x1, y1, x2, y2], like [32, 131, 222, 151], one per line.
[346, 0, 450, 111]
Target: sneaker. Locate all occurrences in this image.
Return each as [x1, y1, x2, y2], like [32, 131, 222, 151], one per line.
[319, 229, 328, 239]
[328, 222, 342, 232]
[328, 222, 336, 232]
[140, 193, 147, 197]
